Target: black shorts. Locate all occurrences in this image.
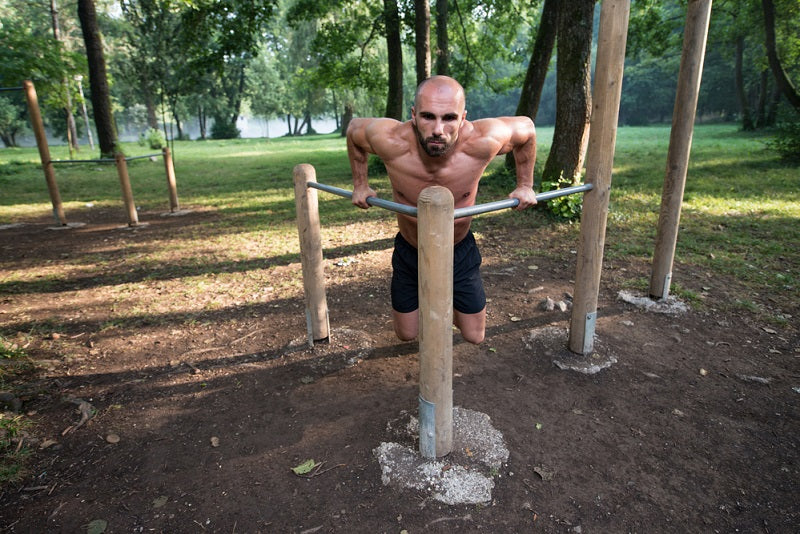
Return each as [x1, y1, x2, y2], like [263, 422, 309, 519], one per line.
[391, 231, 486, 314]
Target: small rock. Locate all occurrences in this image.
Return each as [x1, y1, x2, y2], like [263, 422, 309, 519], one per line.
[621, 320, 634, 327]
[672, 408, 685, 417]
[540, 298, 555, 312]
[699, 368, 708, 376]
[106, 433, 120, 444]
[50, 333, 61, 340]
[556, 300, 569, 312]
[210, 436, 220, 447]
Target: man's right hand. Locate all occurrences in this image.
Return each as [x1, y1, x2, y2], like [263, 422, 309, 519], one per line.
[352, 185, 377, 209]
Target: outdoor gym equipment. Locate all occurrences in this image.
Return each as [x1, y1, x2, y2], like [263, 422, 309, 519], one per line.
[293, 165, 593, 458]
[4, 80, 181, 227]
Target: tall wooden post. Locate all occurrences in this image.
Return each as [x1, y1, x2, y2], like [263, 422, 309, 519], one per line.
[162, 147, 179, 212]
[568, 0, 631, 355]
[114, 153, 139, 226]
[649, 0, 712, 300]
[293, 164, 330, 346]
[22, 80, 67, 226]
[417, 186, 454, 458]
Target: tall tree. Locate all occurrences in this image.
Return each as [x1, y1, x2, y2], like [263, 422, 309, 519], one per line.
[434, 0, 449, 75]
[415, 0, 431, 85]
[77, 0, 117, 157]
[506, 0, 558, 170]
[762, 0, 800, 112]
[384, 0, 404, 119]
[542, 0, 595, 185]
[50, 0, 80, 152]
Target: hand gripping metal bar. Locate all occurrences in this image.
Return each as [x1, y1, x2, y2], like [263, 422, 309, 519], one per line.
[307, 181, 594, 219]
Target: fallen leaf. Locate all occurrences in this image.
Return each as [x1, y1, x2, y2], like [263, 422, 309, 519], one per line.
[105, 433, 120, 444]
[153, 496, 168, 509]
[533, 465, 554, 481]
[762, 327, 778, 334]
[86, 519, 108, 534]
[535, 423, 543, 430]
[39, 439, 58, 449]
[510, 316, 522, 322]
[292, 459, 320, 475]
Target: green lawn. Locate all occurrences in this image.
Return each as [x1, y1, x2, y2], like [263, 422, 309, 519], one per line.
[1, 124, 798, 321]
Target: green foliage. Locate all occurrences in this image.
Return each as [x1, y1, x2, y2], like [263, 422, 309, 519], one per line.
[0, 97, 27, 148]
[210, 119, 241, 140]
[139, 128, 166, 149]
[766, 120, 800, 162]
[539, 174, 583, 221]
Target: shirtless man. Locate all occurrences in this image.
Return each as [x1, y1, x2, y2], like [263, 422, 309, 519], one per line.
[346, 75, 537, 345]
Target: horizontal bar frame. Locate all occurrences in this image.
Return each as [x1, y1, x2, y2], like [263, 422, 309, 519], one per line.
[49, 153, 164, 165]
[307, 181, 593, 219]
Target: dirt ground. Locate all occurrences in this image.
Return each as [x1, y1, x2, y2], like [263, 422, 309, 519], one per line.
[0, 206, 798, 533]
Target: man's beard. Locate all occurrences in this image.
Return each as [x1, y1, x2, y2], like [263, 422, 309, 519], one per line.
[413, 123, 455, 157]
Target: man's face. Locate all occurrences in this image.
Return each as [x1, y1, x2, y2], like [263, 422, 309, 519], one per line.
[411, 83, 466, 157]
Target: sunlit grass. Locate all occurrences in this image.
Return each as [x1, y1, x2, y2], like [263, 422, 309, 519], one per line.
[2, 124, 798, 323]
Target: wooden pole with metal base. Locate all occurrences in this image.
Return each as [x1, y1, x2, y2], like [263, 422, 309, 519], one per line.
[417, 186, 454, 458]
[293, 164, 330, 347]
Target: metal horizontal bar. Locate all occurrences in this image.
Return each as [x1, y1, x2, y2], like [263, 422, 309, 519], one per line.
[50, 153, 164, 165]
[50, 158, 115, 165]
[0, 87, 24, 92]
[308, 181, 594, 220]
[125, 153, 163, 161]
[307, 182, 418, 217]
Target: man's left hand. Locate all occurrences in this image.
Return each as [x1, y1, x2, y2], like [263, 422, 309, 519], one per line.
[509, 186, 538, 210]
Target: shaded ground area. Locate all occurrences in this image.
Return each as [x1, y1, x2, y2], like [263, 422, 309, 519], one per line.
[0, 207, 798, 533]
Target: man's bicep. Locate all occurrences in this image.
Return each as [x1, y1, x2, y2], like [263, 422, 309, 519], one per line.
[347, 118, 375, 154]
[506, 116, 536, 148]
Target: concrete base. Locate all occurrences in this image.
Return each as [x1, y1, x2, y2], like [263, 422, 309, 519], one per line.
[525, 325, 618, 375]
[618, 290, 689, 314]
[161, 209, 193, 217]
[47, 222, 86, 230]
[374, 407, 509, 505]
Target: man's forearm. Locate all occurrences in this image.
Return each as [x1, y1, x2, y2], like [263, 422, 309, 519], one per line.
[513, 139, 536, 189]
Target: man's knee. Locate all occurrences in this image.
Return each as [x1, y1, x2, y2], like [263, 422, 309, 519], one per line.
[393, 310, 419, 341]
[460, 328, 485, 345]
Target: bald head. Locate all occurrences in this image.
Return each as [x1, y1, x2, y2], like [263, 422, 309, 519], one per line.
[414, 76, 466, 110]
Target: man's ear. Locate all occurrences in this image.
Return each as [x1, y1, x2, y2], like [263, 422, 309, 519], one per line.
[410, 106, 416, 121]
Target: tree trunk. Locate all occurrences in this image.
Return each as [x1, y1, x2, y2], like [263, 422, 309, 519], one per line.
[198, 106, 207, 139]
[434, 0, 449, 75]
[506, 0, 558, 170]
[415, 0, 431, 85]
[51, 0, 80, 152]
[762, 0, 800, 112]
[766, 82, 781, 125]
[384, 0, 404, 120]
[144, 77, 159, 129]
[542, 0, 595, 184]
[735, 36, 755, 131]
[756, 69, 769, 128]
[341, 103, 353, 137]
[77, 0, 118, 158]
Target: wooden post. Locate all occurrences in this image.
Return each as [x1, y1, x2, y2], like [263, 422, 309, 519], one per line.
[162, 146, 179, 212]
[115, 153, 139, 226]
[22, 80, 67, 226]
[293, 164, 330, 346]
[417, 186, 454, 458]
[649, 0, 712, 300]
[568, 0, 631, 355]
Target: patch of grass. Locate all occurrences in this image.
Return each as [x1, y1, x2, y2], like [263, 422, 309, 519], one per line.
[0, 413, 32, 485]
[1, 124, 797, 327]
